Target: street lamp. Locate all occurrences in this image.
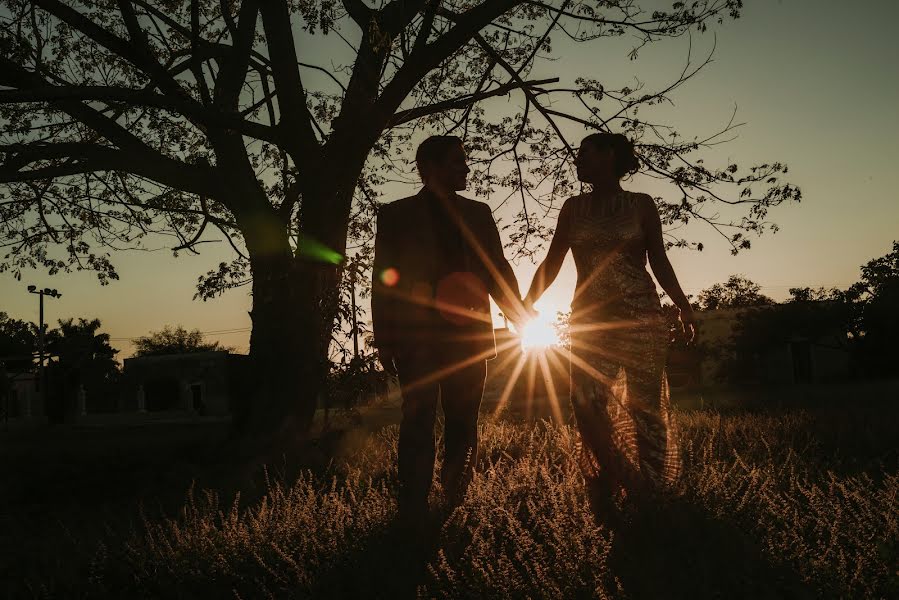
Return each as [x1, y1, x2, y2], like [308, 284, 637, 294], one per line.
[27, 285, 62, 397]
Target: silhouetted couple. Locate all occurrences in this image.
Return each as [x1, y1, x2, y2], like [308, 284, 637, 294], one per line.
[372, 134, 696, 526]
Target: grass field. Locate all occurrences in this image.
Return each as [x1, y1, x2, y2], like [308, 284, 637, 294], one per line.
[3, 392, 898, 599]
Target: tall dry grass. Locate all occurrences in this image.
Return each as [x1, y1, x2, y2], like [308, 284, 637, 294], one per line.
[27, 408, 899, 599]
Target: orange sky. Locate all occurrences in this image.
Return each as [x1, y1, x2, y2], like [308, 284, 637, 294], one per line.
[2, 0, 897, 360]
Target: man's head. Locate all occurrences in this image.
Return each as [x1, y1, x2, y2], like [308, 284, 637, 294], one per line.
[416, 135, 469, 193]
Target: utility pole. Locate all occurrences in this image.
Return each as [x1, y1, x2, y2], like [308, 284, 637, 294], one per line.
[350, 272, 359, 360]
[347, 263, 365, 410]
[347, 264, 363, 361]
[27, 285, 62, 407]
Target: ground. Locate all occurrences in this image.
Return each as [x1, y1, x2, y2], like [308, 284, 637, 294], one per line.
[2, 383, 898, 598]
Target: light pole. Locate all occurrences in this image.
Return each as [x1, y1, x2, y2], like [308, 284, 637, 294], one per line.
[347, 263, 365, 361]
[346, 263, 367, 411]
[27, 285, 62, 403]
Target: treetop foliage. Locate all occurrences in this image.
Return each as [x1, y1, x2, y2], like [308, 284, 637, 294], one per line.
[133, 324, 232, 356]
[695, 273, 773, 311]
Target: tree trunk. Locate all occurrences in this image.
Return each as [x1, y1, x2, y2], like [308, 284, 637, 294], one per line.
[232, 219, 342, 447]
[221, 138, 366, 447]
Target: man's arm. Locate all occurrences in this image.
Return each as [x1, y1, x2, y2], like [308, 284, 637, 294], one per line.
[371, 206, 400, 372]
[476, 203, 526, 326]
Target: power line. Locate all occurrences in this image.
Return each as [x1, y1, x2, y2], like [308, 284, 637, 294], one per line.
[108, 327, 251, 342]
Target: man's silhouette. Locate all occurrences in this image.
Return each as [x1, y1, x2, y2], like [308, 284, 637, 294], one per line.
[372, 136, 525, 521]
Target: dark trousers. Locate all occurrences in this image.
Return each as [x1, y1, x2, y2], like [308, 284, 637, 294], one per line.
[394, 349, 487, 514]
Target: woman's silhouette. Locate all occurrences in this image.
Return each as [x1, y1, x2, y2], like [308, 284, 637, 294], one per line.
[525, 132, 696, 502]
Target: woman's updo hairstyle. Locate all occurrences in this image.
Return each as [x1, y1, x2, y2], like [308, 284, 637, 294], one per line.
[581, 132, 640, 178]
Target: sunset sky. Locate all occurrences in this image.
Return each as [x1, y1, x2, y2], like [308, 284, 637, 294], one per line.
[1, 0, 897, 360]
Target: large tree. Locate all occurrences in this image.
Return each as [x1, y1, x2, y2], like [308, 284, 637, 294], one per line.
[0, 0, 799, 441]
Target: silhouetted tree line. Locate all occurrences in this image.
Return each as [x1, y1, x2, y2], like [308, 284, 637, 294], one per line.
[683, 242, 899, 382]
[133, 325, 233, 357]
[0, 314, 119, 419]
[0, 320, 243, 419]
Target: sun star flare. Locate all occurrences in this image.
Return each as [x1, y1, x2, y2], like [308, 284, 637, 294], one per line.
[518, 312, 561, 350]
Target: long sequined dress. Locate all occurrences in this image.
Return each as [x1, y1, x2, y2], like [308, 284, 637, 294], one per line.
[565, 191, 681, 488]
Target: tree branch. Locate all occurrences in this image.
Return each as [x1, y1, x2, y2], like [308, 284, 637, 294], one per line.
[0, 83, 280, 145]
[521, 0, 734, 36]
[411, 0, 439, 55]
[219, 0, 239, 39]
[341, 0, 371, 28]
[388, 76, 558, 127]
[259, 0, 319, 160]
[34, 0, 194, 105]
[171, 194, 211, 253]
[516, 0, 569, 76]
[472, 32, 574, 154]
[0, 146, 219, 197]
[211, 0, 258, 109]
[377, 0, 521, 116]
[379, 0, 431, 37]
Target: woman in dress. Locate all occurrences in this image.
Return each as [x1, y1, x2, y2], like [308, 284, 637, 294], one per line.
[524, 132, 696, 499]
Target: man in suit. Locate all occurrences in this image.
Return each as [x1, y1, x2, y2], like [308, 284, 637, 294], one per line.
[372, 135, 526, 520]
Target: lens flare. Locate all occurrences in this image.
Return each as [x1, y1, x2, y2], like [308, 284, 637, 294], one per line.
[380, 267, 400, 287]
[519, 312, 560, 350]
[297, 235, 343, 264]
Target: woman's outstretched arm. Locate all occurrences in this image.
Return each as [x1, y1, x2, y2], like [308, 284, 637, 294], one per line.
[525, 199, 572, 307]
[642, 194, 696, 339]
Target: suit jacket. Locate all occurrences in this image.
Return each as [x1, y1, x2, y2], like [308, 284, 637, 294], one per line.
[371, 189, 519, 360]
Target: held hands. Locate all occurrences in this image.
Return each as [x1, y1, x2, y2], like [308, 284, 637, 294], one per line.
[522, 296, 539, 321]
[502, 297, 538, 333]
[510, 298, 539, 332]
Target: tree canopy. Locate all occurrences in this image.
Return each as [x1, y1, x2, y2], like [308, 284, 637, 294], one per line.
[696, 274, 774, 311]
[1, 1, 799, 285]
[46, 316, 119, 382]
[133, 324, 231, 356]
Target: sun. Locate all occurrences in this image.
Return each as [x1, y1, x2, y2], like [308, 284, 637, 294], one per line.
[518, 311, 561, 350]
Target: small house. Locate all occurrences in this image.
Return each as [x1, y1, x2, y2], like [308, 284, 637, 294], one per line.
[120, 351, 249, 416]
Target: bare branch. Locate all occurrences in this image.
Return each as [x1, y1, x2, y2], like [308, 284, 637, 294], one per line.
[33, 0, 193, 104]
[378, 0, 521, 115]
[0, 83, 279, 145]
[0, 142, 221, 197]
[516, 0, 569, 76]
[341, 0, 371, 28]
[212, 0, 259, 109]
[472, 32, 574, 155]
[411, 0, 439, 56]
[259, 0, 320, 159]
[171, 194, 211, 253]
[389, 77, 558, 127]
